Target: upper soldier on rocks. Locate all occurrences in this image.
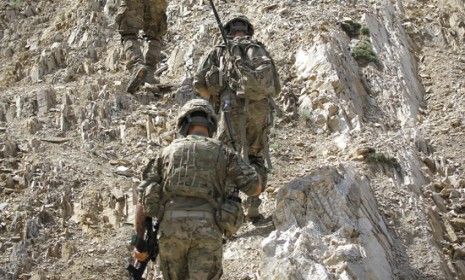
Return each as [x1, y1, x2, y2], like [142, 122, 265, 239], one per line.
[193, 15, 281, 222]
[115, 0, 167, 93]
[133, 98, 262, 279]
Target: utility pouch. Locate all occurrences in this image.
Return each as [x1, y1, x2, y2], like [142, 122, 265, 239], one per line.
[205, 64, 224, 97]
[216, 195, 244, 237]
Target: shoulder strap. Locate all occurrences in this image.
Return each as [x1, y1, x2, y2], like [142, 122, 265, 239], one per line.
[256, 41, 281, 93]
[214, 141, 226, 201]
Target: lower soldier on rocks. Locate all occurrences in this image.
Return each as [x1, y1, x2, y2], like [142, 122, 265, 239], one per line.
[193, 15, 281, 223]
[132, 98, 262, 279]
[115, 0, 168, 93]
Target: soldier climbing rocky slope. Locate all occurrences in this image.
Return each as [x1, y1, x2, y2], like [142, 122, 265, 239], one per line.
[0, 0, 464, 279]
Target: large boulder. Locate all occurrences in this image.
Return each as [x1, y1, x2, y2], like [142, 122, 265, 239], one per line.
[261, 165, 409, 280]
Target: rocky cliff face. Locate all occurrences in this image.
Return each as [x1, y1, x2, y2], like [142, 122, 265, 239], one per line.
[1, 0, 464, 279]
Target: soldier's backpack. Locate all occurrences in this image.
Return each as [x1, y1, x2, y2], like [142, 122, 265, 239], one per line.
[225, 38, 281, 101]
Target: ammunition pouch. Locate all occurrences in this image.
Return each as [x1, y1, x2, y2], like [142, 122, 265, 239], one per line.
[215, 195, 244, 237]
[205, 64, 224, 97]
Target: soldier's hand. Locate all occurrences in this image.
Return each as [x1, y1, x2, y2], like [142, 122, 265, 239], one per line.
[132, 248, 149, 262]
[197, 88, 211, 99]
[251, 176, 263, 197]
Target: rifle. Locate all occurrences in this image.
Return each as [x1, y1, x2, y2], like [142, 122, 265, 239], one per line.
[127, 217, 160, 280]
[208, 0, 238, 153]
[208, 0, 230, 56]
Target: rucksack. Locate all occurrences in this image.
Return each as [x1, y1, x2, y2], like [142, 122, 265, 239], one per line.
[225, 38, 281, 101]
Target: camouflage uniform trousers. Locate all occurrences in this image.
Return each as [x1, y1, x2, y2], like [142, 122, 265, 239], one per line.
[115, 0, 167, 69]
[158, 214, 223, 280]
[217, 97, 270, 218]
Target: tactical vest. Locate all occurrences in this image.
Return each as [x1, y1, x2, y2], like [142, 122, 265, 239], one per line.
[161, 136, 226, 205]
[156, 135, 245, 236]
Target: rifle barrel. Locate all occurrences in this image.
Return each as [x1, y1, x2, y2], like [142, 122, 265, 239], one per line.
[208, 0, 230, 50]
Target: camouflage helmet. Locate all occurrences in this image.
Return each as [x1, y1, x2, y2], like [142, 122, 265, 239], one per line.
[224, 15, 254, 37]
[177, 98, 218, 137]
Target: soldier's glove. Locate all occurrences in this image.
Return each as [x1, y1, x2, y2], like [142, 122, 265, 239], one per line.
[131, 234, 149, 262]
[132, 248, 149, 262]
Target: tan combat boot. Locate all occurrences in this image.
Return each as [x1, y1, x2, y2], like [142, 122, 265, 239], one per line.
[126, 38, 162, 93]
[126, 65, 148, 94]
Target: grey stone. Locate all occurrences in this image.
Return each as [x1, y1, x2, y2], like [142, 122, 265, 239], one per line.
[262, 166, 394, 280]
[23, 218, 39, 239]
[1, 139, 18, 158]
[36, 88, 56, 116]
[432, 193, 448, 212]
[0, 202, 8, 211]
[9, 241, 31, 277]
[60, 103, 76, 132]
[26, 117, 42, 134]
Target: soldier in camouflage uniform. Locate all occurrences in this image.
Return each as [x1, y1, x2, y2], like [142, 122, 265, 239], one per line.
[115, 0, 168, 93]
[133, 99, 262, 279]
[193, 15, 281, 222]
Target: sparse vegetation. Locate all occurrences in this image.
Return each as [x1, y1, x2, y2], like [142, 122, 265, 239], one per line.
[339, 19, 362, 38]
[351, 37, 379, 66]
[360, 26, 370, 36]
[366, 152, 400, 170]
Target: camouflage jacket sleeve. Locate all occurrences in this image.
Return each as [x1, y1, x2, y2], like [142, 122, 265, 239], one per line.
[225, 149, 260, 196]
[193, 46, 225, 107]
[137, 153, 166, 217]
[193, 47, 220, 91]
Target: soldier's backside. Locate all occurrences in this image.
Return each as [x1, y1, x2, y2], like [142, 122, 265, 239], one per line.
[139, 134, 259, 279]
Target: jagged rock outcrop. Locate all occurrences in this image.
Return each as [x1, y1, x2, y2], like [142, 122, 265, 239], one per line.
[262, 166, 397, 279]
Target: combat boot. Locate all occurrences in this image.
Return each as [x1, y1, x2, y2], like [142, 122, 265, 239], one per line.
[144, 66, 159, 85]
[246, 156, 268, 224]
[245, 196, 264, 224]
[126, 65, 148, 94]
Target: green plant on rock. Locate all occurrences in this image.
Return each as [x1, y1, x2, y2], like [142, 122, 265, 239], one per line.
[360, 26, 370, 36]
[366, 152, 400, 170]
[351, 37, 378, 66]
[339, 20, 362, 38]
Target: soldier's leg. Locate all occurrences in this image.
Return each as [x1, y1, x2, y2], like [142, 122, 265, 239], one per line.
[143, 0, 168, 83]
[187, 218, 223, 280]
[244, 99, 270, 221]
[216, 97, 242, 151]
[125, 36, 162, 93]
[116, 0, 144, 70]
[158, 219, 190, 280]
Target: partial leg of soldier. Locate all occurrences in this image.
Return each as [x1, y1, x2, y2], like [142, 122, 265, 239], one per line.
[116, 0, 147, 93]
[122, 36, 144, 71]
[143, 38, 163, 84]
[159, 214, 222, 280]
[159, 218, 190, 280]
[143, 0, 168, 84]
[116, 0, 145, 70]
[244, 155, 267, 222]
[187, 232, 223, 280]
[244, 99, 270, 222]
[216, 100, 242, 150]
